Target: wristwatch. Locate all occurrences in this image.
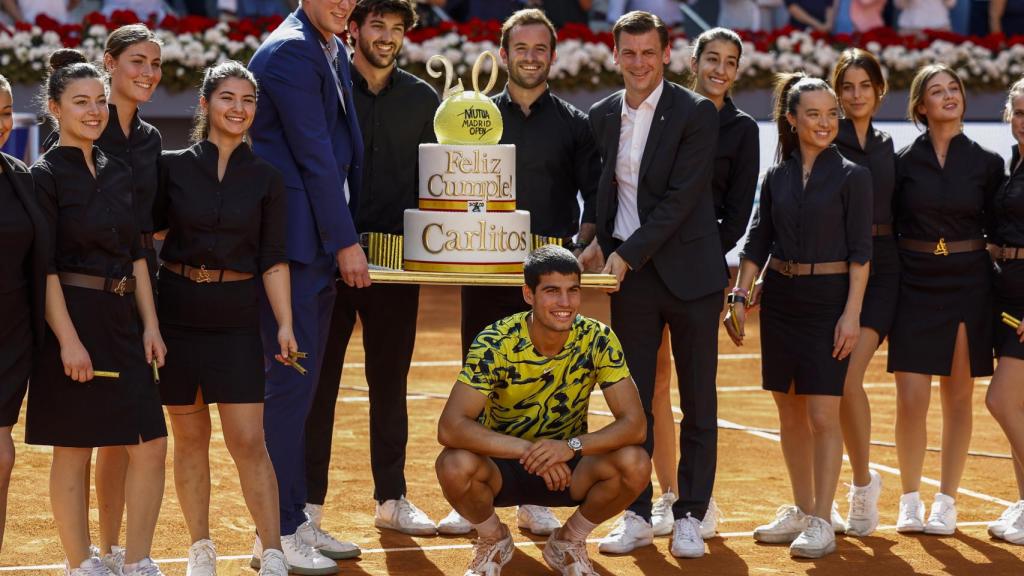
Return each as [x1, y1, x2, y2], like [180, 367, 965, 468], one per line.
[567, 437, 583, 455]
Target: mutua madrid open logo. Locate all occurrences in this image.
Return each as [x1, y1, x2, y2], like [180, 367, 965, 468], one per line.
[461, 106, 493, 140]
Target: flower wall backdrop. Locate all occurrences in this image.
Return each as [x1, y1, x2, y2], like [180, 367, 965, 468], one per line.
[4, 11, 1024, 93]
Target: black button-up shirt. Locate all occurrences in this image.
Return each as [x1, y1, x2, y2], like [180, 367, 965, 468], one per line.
[712, 97, 760, 253]
[741, 146, 873, 265]
[0, 176, 32, 293]
[992, 147, 1024, 247]
[835, 119, 895, 227]
[154, 141, 287, 275]
[33, 146, 142, 278]
[493, 87, 600, 239]
[895, 133, 1005, 242]
[351, 65, 439, 234]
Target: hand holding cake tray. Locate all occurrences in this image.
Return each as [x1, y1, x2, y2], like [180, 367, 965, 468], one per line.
[365, 50, 616, 289]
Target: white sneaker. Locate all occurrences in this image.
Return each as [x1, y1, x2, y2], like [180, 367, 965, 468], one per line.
[700, 497, 721, 539]
[924, 493, 957, 535]
[830, 501, 846, 534]
[101, 546, 125, 576]
[516, 505, 561, 536]
[438, 509, 474, 535]
[896, 492, 925, 533]
[186, 539, 216, 576]
[669, 515, 705, 559]
[790, 516, 836, 558]
[597, 511, 654, 554]
[375, 496, 438, 536]
[67, 558, 114, 576]
[650, 491, 676, 537]
[464, 526, 514, 576]
[122, 558, 164, 576]
[988, 500, 1024, 539]
[304, 503, 324, 528]
[252, 532, 338, 576]
[753, 505, 809, 544]
[257, 549, 288, 576]
[542, 533, 598, 575]
[1003, 506, 1024, 545]
[845, 470, 882, 537]
[296, 519, 361, 560]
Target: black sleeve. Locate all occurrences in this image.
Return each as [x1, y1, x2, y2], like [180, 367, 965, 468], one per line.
[31, 163, 59, 274]
[575, 110, 601, 225]
[844, 166, 873, 264]
[739, 169, 773, 266]
[259, 168, 289, 273]
[718, 120, 760, 252]
[153, 153, 170, 232]
[984, 151, 1008, 239]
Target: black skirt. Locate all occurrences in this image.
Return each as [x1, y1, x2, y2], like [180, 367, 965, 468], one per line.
[26, 285, 167, 447]
[994, 259, 1024, 361]
[157, 269, 265, 405]
[760, 270, 850, 396]
[888, 249, 993, 377]
[0, 286, 31, 427]
[860, 236, 900, 341]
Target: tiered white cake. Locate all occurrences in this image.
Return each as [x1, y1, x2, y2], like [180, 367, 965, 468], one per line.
[404, 144, 530, 273]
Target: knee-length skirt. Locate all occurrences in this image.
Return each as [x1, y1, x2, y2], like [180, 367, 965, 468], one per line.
[860, 236, 900, 341]
[0, 286, 31, 427]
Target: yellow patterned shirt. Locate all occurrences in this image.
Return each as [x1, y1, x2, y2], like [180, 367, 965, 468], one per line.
[457, 311, 631, 441]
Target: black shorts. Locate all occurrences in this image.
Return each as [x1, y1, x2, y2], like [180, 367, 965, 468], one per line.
[492, 454, 584, 508]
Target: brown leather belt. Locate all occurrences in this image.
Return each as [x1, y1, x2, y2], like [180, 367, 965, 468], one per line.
[59, 272, 136, 296]
[988, 243, 1024, 260]
[162, 261, 254, 283]
[872, 224, 893, 237]
[767, 257, 849, 277]
[140, 232, 155, 251]
[898, 238, 985, 255]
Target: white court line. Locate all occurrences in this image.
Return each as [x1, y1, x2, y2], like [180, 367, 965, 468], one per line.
[0, 522, 998, 572]
[341, 351, 846, 369]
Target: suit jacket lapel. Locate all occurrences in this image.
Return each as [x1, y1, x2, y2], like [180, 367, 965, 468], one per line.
[638, 81, 672, 182]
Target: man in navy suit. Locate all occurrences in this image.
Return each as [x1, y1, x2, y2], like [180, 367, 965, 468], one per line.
[248, 1, 367, 573]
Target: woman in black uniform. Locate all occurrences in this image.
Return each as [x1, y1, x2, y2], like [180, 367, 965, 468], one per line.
[725, 74, 871, 559]
[984, 78, 1024, 544]
[154, 61, 293, 576]
[0, 74, 48, 554]
[648, 26, 759, 536]
[890, 64, 1005, 536]
[27, 49, 168, 576]
[829, 48, 897, 536]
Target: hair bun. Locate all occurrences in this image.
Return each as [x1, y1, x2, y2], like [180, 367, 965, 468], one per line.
[48, 49, 87, 72]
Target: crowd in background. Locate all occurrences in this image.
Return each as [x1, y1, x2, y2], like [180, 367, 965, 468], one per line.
[4, 0, 1024, 37]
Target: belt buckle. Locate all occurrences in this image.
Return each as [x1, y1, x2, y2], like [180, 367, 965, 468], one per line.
[781, 260, 795, 278]
[195, 264, 212, 283]
[113, 276, 128, 297]
[934, 237, 949, 256]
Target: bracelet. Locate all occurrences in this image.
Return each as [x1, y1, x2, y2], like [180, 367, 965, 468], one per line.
[730, 287, 749, 298]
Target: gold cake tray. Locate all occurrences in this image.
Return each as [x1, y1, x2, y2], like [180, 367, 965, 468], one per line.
[368, 267, 618, 289]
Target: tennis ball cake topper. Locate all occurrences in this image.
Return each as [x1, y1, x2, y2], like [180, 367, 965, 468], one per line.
[428, 51, 503, 145]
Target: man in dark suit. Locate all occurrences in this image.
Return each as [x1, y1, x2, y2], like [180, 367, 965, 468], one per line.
[579, 9, 726, 560]
[248, 0, 367, 573]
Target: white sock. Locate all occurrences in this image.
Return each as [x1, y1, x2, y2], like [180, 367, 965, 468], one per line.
[472, 513, 503, 540]
[562, 510, 598, 542]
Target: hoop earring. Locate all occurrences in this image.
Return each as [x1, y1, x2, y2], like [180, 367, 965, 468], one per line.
[790, 125, 796, 133]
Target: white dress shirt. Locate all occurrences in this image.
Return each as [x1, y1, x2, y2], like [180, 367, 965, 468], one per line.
[613, 81, 664, 243]
[320, 37, 352, 204]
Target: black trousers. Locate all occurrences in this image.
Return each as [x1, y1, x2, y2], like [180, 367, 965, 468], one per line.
[305, 281, 420, 504]
[459, 285, 530, 359]
[610, 264, 721, 520]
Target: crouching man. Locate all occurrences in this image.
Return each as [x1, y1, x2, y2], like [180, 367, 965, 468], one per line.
[435, 245, 650, 576]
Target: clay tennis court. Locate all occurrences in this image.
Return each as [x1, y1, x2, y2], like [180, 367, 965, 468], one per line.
[3, 283, 1024, 574]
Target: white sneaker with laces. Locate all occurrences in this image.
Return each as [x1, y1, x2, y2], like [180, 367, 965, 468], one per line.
[790, 516, 836, 558]
[67, 558, 114, 576]
[100, 546, 125, 576]
[296, 519, 361, 560]
[669, 515, 705, 559]
[542, 533, 598, 575]
[988, 500, 1024, 539]
[438, 509, 474, 535]
[830, 501, 847, 533]
[252, 532, 339, 576]
[1003, 506, 1024, 545]
[304, 503, 324, 528]
[924, 493, 957, 535]
[122, 558, 164, 576]
[464, 527, 514, 576]
[897, 492, 926, 533]
[257, 549, 288, 576]
[650, 491, 676, 537]
[186, 539, 216, 576]
[845, 470, 882, 537]
[516, 505, 561, 536]
[700, 497, 721, 539]
[597, 511, 654, 554]
[375, 496, 438, 536]
[753, 505, 809, 544]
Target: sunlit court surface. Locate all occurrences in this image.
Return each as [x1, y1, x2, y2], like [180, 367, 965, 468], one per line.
[4, 284, 1023, 575]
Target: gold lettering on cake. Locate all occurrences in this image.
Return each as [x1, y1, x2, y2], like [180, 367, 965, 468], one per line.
[420, 221, 527, 254]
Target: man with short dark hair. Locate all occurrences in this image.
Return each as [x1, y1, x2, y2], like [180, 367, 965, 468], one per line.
[581, 9, 726, 559]
[437, 245, 650, 576]
[307, 0, 442, 536]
